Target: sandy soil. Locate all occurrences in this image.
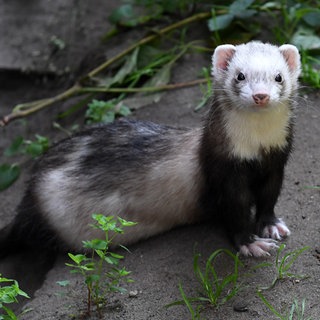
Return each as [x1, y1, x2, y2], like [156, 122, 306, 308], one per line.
[0, 1, 319, 319]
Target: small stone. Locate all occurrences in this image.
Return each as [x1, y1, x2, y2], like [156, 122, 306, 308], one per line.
[129, 290, 138, 298]
[233, 302, 249, 312]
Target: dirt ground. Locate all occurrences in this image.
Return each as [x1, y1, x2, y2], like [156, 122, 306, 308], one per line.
[0, 1, 319, 319]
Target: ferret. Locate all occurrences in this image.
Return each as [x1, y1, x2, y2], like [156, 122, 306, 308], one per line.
[0, 42, 301, 258]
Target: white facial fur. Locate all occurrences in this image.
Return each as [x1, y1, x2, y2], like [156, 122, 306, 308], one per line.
[212, 42, 301, 160]
[212, 42, 301, 109]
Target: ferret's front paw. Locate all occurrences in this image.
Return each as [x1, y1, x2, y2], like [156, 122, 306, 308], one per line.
[262, 218, 291, 240]
[239, 236, 278, 257]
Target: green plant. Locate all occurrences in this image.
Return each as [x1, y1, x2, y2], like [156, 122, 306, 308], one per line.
[176, 282, 204, 320]
[0, 274, 29, 320]
[4, 135, 49, 158]
[258, 292, 313, 320]
[207, 0, 256, 32]
[300, 50, 320, 88]
[193, 249, 242, 307]
[0, 135, 50, 191]
[168, 249, 243, 316]
[66, 214, 136, 317]
[85, 99, 131, 124]
[195, 66, 212, 110]
[108, 0, 201, 31]
[264, 0, 320, 44]
[260, 244, 310, 291]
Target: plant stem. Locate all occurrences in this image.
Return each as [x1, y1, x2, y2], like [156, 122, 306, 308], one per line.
[86, 12, 211, 79]
[0, 84, 81, 127]
[87, 285, 91, 316]
[0, 78, 207, 127]
[79, 79, 207, 94]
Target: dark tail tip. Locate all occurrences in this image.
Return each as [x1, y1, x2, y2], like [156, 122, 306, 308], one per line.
[0, 223, 18, 259]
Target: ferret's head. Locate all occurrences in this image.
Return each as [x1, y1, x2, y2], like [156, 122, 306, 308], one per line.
[212, 41, 301, 110]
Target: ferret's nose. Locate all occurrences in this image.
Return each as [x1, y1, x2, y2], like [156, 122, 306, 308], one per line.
[252, 94, 270, 106]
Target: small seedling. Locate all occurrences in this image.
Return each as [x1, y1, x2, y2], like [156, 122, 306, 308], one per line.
[168, 249, 243, 316]
[0, 135, 50, 191]
[258, 292, 313, 320]
[0, 274, 29, 320]
[4, 135, 49, 158]
[176, 282, 205, 320]
[259, 244, 310, 291]
[66, 214, 136, 317]
[192, 249, 242, 307]
[85, 99, 131, 124]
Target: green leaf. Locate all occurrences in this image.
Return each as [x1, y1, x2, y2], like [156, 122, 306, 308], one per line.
[110, 252, 124, 260]
[104, 256, 119, 265]
[86, 99, 130, 124]
[0, 164, 20, 191]
[56, 280, 70, 287]
[67, 253, 87, 265]
[137, 45, 166, 69]
[229, 0, 255, 15]
[208, 14, 234, 31]
[109, 4, 136, 26]
[4, 137, 24, 157]
[2, 305, 17, 320]
[303, 10, 320, 27]
[85, 274, 100, 285]
[84, 239, 107, 251]
[118, 105, 131, 117]
[95, 250, 105, 260]
[118, 217, 137, 227]
[16, 288, 29, 299]
[85, 99, 115, 124]
[235, 9, 257, 19]
[117, 267, 131, 277]
[144, 62, 172, 87]
[291, 26, 320, 50]
[24, 135, 49, 158]
[25, 143, 42, 158]
[178, 282, 196, 318]
[102, 111, 116, 123]
[108, 4, 163, 28]
[82, 262, 95, 271]
[112, 47, 140, 85]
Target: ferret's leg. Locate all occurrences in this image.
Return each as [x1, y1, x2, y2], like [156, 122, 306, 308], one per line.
[221, 200, 278, 257]
[216, 180, 277, 257]
[254, 169, 290, 240]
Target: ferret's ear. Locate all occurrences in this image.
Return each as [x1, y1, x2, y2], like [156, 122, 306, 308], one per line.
[212, 45, 236, 73]
[279, 44, 301, 74]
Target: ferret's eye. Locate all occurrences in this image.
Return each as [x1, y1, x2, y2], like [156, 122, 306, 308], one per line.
[237, 72, 245, 81]
[275, 74, 282, 82]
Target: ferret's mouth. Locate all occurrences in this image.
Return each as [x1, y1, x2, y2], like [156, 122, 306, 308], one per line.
[248, 102, 272, 112]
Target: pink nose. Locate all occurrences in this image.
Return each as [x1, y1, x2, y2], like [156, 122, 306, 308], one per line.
[252, 94, 270, 106]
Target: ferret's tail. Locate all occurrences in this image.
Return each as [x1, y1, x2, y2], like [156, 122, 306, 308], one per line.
[0, 222, 19, 259]
[0, 189, 61, 260]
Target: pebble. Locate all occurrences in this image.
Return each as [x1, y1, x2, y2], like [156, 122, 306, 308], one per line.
[129, 290, 139, 298]
[233, 302, 249, 312]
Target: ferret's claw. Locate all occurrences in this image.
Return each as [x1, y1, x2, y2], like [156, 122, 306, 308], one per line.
[262, 218, 291, 240]
[240, 236, 278, 257]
